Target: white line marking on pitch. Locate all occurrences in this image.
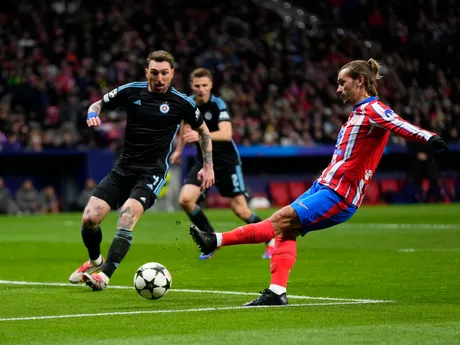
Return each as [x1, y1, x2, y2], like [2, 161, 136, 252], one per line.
[0, 300, 391, 322]
[0, 280, 392, 303]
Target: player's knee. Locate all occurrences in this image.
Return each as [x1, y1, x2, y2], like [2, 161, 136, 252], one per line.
[179, 193, 195, 210]
[81, 211, 101, 229]
[269, 206, 299, 234]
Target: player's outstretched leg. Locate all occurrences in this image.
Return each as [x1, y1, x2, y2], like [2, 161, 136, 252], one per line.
[229, 195, 274, 259]
[86, 198, 143, 291]
[190, 206, 300, 306]
[69, 197, 110, 284]
[189, 218, 276, 255]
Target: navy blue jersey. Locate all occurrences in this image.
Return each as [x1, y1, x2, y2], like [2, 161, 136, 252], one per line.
[102, 82, 203, 175]
[188, 94, 241, 167]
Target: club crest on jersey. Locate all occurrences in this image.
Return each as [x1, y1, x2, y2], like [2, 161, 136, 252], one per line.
[160, 103, 170, 114]
[204, 111, 212, 120]
[108, 89, 117, 98]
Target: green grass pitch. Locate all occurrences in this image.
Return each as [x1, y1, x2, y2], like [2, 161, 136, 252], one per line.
[0, 204, 459, 344]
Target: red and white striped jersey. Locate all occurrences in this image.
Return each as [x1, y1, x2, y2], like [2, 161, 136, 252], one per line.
[317, 96, 436, 207]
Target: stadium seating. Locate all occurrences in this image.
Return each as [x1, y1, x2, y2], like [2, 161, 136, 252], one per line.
[268, 182, 291, 206]
[287, 181, 307, 201]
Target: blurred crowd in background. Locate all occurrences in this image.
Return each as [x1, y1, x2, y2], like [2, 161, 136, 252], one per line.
[0, 176, 96, 215]
[0, 0, 459, 152]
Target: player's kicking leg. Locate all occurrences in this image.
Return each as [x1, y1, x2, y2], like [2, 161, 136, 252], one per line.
[85, 197, 145, 291]
[69, 196, 111, 284]
[190, 206, 298, 306]
[190, 181, 358, 306]
[229, 194, 274, 259]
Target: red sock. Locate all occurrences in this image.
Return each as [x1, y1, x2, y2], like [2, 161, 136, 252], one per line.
[222, 219, 275, 246]
[269, 236, 297, 287]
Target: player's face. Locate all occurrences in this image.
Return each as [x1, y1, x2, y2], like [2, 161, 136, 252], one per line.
[336, 68, 360, 105]
[191, 77, 213, 103]
[145, 61, 175, 93]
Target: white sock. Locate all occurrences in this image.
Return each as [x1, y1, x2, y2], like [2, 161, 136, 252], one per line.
[269, 284, 286, 295]
[215, 233, 223, 247]
[90, 255, 103, 266]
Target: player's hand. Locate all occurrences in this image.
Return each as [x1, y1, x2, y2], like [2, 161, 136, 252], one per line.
[197, 164, 215, 190]
[428, 135, 450, 152]
[170, 150, 182, 165]
[86, 112, 101, 127]
[183, 128, 199, 143]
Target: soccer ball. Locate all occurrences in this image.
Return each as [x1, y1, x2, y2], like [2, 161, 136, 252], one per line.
[133, 262, 172, 300]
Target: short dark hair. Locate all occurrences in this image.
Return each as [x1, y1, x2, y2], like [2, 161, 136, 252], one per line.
[145, 50, 175, 69]
[190, 68, 213, 81]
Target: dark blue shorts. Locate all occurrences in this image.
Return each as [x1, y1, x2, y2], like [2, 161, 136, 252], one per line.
[290, 181, 358, 235]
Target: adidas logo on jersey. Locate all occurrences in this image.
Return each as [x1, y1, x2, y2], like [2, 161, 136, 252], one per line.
[133, 100, 141, 105]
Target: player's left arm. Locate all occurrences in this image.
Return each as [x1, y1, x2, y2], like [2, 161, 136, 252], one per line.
[183, 103, 215, 188]
[196, 123, 213, 167]
[369, 102, 450, 152]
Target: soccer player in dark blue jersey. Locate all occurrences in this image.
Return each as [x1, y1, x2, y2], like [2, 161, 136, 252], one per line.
[69, 51, 215, 290]
[170, 68, 274, 260]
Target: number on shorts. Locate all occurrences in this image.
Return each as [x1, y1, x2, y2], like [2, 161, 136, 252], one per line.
[231, 173, 240, 193]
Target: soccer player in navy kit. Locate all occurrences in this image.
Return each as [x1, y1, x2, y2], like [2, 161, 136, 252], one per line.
[170, 68, 274, 260]
[69, 51, 215, 290]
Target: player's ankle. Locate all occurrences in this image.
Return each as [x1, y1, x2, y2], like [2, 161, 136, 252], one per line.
[269, 284, 286, 295]
[90, 255, 103, 266]
[215, 233, 223, 247]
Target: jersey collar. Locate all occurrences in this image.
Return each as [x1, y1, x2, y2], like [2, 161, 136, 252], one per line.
[353, 96, 378, 110]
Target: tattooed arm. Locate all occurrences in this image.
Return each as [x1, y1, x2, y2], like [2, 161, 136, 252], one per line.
[195, 122, 215, 189]
[196, 122, 213, 166]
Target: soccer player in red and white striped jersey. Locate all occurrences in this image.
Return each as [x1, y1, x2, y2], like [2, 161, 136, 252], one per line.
[189, 59, 450, 306]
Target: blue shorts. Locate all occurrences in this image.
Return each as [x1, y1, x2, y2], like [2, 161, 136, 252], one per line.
[290, 181, 358, 235]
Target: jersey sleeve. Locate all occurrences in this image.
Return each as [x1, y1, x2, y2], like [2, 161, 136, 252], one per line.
[215, 97, 231, 123]
[182, 100, 204, 130]
[369, 101, 436, 143]
[102, 85, 131, 110]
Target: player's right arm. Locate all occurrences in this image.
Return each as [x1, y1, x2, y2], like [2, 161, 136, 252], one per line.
[86, 100, 102, 127]
[211, 98, 232, 141]
[86, 85, 131, 127]
[170, 120, 188, 164]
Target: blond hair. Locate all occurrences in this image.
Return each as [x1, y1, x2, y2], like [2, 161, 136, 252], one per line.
[340, 58, 382, 96]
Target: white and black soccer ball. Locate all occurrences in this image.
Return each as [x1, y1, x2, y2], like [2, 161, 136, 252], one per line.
[133, 262, 172, 300]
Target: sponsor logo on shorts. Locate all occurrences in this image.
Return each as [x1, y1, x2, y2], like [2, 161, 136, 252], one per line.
[297, 201, 308, 210]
